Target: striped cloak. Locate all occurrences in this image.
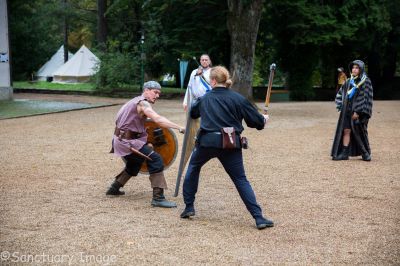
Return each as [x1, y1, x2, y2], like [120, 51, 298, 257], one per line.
[331, 74, 373, 158]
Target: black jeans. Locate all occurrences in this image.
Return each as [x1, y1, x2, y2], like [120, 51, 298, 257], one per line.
[182, 146, 264, 219]
[123, 145, 164, 176]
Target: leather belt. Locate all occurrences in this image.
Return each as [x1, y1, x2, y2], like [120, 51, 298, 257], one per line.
[114, 127, 142, 140]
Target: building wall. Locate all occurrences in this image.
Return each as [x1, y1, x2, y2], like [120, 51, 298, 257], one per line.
[0, 0, 13, 100]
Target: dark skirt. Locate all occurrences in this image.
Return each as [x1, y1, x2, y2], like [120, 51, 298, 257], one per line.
[343, 111, 352, 129]
[331, 112, 371, 158]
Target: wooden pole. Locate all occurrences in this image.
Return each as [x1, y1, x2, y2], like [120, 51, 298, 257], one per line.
[264, 63, 276, 114]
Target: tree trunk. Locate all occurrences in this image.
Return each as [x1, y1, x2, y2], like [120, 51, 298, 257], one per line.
[227, 0, 263, 99]
[62, 0, 68, 63]
[97, 0, 107, 51]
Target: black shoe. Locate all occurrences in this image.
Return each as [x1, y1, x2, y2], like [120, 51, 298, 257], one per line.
[180, 208, 195, 219]
[362, 153, 371, 161]
[106, 186, 125, 196]
[333, 155, 349, 160]
[255, 217, 274, 229]
[333, 146, 349, 161]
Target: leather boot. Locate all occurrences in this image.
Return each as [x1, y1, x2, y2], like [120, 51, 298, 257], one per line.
[106, 170, 132, 195]
[151, 187, 177, 208]
[333, 146, 349, 160]
[106, 181, 124, 195]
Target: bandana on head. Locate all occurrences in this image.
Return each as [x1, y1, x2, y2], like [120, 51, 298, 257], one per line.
[143, 81, 161, 90]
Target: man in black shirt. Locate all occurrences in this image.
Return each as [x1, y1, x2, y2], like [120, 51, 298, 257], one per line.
[180, 66, 274, 230]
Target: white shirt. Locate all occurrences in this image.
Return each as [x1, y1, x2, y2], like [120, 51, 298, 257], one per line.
[183, 67, 211, 106]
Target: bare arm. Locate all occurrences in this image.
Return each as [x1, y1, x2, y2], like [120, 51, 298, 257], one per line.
[138, 100, 185, 133]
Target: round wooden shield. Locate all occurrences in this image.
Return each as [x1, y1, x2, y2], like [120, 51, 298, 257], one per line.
[140, 119, 178, 173]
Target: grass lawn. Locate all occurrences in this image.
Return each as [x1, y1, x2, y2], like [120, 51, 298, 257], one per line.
[11, 81, 290, 101]
[13, 81, 96, 92]
[12, 81, 185, 94]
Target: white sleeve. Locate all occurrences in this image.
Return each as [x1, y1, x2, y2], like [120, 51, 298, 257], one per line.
[183, 89, 189, 106]
[183, 70, 196, 106]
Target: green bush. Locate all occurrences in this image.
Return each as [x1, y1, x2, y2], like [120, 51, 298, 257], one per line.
[288, 72, 315, 101]
[94, 51, 141, 92]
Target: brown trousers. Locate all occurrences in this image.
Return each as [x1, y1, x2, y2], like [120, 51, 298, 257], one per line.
[149, 172, 168, 189]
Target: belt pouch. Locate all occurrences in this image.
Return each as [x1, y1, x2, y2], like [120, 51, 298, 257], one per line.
[221, 127, 236, 149]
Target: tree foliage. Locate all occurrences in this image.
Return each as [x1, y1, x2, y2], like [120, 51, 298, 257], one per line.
[9, 0, 63, 80]
[142, 0, 230, 83]
[266, 0, 394, 100]
[9, 0, 399, 99]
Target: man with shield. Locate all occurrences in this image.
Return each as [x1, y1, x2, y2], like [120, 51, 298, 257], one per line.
[106, 81, 185, 208]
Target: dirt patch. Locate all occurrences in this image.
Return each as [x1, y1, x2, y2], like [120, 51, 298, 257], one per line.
[0, 94, 399, 265]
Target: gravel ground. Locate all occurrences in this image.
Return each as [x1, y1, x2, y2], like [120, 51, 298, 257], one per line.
[0, 93, 399, 265]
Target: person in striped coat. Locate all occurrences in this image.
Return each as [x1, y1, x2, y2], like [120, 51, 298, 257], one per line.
[331, 60, 373, 161]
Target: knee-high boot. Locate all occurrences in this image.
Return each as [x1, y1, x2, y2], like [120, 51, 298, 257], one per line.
[151, 187, 177, 208]
[148, 172, 176, 207]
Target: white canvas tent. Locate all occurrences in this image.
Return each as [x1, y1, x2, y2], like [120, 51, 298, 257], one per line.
[36, 46, 73, 81]
[53, 45, 100, 83]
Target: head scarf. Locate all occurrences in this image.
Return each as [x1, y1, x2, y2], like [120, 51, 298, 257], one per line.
[143, 81, 161, 90]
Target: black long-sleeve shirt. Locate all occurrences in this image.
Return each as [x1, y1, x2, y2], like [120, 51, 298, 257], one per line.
[190, 87, 265, 133]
